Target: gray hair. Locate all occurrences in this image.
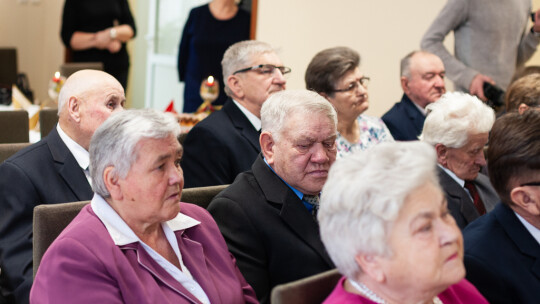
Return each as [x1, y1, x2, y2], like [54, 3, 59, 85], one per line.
[260, 89, 337, 141]
[89, 109, 181, 197]
[221, 40, 278, 96]
[419, 92, 495, 148]
[400, 50, 437, 78]
[319, 141, 439, 280]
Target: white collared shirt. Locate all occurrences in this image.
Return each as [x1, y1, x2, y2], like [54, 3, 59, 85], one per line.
[91, 194, 210, 304]
[514, 212, 540, 245]
[412, 100, 428, 116]
[56, 124, 91, 185]
[232, 99, 261, 131]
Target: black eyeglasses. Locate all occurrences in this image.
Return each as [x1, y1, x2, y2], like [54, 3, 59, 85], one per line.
[332, 77, 370, 93]
[520, 181, 540, 187]
[233, 64, 292, 76]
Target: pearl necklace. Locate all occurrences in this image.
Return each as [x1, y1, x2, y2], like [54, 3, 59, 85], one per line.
[349, 280, 443, 304]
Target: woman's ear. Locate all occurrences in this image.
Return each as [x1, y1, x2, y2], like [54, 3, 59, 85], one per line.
[355, 253, 386, 283]
[103, 166, 122, 201]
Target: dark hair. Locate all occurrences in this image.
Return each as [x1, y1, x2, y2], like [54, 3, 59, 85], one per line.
[505, 73, 540, 112]
[509, 65, 540, 84]
[305, 46, 360, 96]
[487, 110, 540, 205]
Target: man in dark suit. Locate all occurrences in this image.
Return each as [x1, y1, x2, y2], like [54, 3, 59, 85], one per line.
[463, 110, 540, 303]
[382, 50, 446, 141]
[0, 70, 125, 304]
[181, 40, 288, 188]
[208, 90, 337, 303]
[420, 92, 498, 229]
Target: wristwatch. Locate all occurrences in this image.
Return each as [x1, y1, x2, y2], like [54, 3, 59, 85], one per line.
[109, 28, 117, 40]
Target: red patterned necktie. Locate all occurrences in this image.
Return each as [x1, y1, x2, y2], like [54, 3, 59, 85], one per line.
[464, 181, 486, 215]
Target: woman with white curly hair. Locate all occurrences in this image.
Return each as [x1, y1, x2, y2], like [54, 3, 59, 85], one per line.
[318, 141, 488, 303]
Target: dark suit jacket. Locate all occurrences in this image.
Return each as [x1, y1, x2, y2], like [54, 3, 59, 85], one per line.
[382, 94, 425, 141]
[437, 167, 499, 230]
[207, 155, 335, 303]
[463, 203, 540, 303]
[181, 99, 260, 188]
[0, 128, 93, 304]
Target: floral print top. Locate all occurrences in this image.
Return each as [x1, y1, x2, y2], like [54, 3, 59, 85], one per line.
[336, 115, 394, 158]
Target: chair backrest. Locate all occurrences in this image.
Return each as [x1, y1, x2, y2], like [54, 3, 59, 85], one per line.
[271, 269, 341, 304]
[59, 62, 103, 78]
[0, 110, 29, 143]
[32, 201, 90, 277]
[0, 142, 31, 163]
[181, 184, 228, 209]
[39, 108, 58, 138]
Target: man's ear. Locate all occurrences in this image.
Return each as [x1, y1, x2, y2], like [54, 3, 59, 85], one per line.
[103, 166, 123, 201]
[67, 96, 82, 123]
[400, 76, 410, 94]
[510, 186, 540, 216]
[227, 75, 244, 99]
[355, 254, 386, 283]
[518, 103, 530, 115]
[260, 131, 275, 165]
[435, 143, 448, 167]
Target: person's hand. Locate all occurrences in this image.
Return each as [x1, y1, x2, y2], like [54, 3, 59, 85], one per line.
[107, 40, 122, 53]
[533, 9, 540, 33]
[95, 30, 110, 49]
[469, 74, 494, 102]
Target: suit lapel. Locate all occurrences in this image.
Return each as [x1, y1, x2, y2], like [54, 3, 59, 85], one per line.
[495, 204, 540, 280]
[473, 174, 499, 212]
[122, 243, 203, 304]
[223, 99, 260, 151]
[402, 94, 426, 134]
[252, 156, 334, 267]
[438, 167, 480, 223]
[47, 128, 94, 200]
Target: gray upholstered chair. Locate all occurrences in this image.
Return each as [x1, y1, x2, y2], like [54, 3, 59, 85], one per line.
[39, 108, 58, 138]
[0, 142, 31, 163]
[271, 269, 341, 304]
[0, 110, 29, 143]
[32, 201, 90, 277]
[181, 184, 228, 209]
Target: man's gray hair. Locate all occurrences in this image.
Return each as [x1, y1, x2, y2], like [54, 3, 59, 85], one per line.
[419, 92, 495, 148]
[319, 141, 439, 280]
[400, 50, 438, 78]
[260, 89, 337, 141]
[222, 40, 278, 96]
[90, 109, 181, 197]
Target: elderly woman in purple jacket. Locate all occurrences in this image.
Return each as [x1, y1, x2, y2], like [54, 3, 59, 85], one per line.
[30, 109, 258, 304]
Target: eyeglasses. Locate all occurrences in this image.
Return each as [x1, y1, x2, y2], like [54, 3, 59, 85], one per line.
[233, 64, 292, 76]
[520, 181, 540, 187]
[332, 77, 370, 93]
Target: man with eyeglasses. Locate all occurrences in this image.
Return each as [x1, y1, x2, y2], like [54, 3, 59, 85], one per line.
[382, 50, 446, 141]
[181, 40, 288, 188]
[462, 110, 540, 303]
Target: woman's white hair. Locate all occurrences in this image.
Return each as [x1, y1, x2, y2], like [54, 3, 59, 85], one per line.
[318, 141, 439, 280]
[260, 89, 337, 141]
[222, 40, 278, 96]
[419, 91, 495, 148]
[89, 109, 180, 197]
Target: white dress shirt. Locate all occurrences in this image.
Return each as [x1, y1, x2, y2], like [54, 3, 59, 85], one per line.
[56, 124, 91, 185]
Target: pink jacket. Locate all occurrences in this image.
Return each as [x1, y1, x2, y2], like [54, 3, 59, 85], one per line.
[30, 203, 258, 304]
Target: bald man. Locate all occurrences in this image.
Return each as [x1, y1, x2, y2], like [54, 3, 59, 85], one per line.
[0, 70, 125, 304]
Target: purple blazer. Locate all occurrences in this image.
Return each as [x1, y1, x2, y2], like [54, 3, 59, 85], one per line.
[30, 203, 258, 304]
[323, 277, 488, 304]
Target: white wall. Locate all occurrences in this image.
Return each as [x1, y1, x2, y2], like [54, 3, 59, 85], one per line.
[256, 0, 540, 116]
